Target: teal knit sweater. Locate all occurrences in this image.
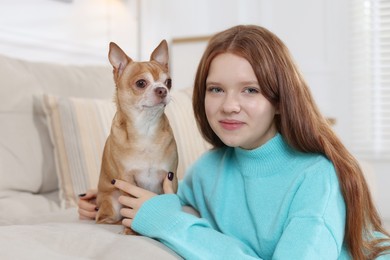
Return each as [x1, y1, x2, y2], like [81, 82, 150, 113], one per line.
[132, 134, 351, 259]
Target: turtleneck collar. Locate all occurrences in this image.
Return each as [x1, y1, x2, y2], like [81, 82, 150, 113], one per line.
[233, 133, 299, 177]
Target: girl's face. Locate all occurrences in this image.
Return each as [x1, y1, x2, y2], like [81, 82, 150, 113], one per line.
[205, 53, 277, 150]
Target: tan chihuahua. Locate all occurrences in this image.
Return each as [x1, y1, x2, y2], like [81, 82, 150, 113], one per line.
[96, 40, 178, 235]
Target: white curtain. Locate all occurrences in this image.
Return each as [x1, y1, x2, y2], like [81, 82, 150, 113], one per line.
[350, 0, 390, 160]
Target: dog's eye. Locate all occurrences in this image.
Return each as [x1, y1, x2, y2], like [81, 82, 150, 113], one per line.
[136, 79, 147, 88]
[165, 79, 172, 89]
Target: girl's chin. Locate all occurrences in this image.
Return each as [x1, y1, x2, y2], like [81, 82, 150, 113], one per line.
[219, 136, 258, 150]
[219, 137, 242, 148]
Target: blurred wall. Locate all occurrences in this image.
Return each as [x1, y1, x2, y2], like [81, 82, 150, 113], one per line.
[0, 0, 137, 64]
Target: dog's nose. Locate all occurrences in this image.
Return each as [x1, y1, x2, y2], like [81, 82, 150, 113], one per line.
[155, 87, 167, 98]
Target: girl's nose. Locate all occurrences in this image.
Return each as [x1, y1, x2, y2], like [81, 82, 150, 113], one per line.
[222, 94, 241, 113]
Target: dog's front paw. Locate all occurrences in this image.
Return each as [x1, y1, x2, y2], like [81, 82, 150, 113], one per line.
[95, 209, 121, 224]
[95, 195, 122, 224]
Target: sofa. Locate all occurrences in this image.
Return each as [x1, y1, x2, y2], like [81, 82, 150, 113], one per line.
[0, 53, 210, 259]
[0, 52, 385, 259]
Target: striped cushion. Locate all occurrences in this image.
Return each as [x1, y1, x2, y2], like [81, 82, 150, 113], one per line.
[42, 88, 209, 208]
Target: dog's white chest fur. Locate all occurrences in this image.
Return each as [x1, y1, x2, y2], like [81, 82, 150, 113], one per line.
[134, 167, 166, 194]
[121, 150, 169, 194]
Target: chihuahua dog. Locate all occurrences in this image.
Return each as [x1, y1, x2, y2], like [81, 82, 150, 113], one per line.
[95, 40, 178, 235]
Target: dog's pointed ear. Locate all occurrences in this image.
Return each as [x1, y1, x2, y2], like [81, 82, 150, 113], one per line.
[150, 40, 169, 70]
[108, 42, 132, 79]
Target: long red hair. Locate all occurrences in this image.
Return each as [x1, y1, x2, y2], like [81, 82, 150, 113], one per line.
[193, 25, 390, 259]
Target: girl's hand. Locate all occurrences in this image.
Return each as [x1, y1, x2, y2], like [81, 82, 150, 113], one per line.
[77, 189, 98, 220]
[113, 172, 175, 228]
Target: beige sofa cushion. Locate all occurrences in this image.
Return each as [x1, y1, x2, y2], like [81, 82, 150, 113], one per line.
[42, 95, 115, 208]
[0, 54, 114, 194]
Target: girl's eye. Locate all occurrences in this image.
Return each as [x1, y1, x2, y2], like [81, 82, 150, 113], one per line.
[165, 79, 172, 89]
[207, 86, 223, 93]
[136, 79, 147, 88]
[244, 87, 260, 94]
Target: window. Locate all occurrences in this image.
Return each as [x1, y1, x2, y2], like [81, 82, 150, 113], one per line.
[350, 0, 390, 160]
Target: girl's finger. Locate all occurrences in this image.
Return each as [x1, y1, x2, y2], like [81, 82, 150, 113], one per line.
[79, 189, 97, 200]
[78, 208, 97, 220]
[118, 195, 137, 208]
[120, 207, 136, 219]
[78, 198, 97, 211]
[122, 218, 132, 228]
[163, 172, 175, 194]
[113, 179, 152, 198]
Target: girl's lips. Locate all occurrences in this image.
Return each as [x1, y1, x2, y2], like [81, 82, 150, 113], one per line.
[219, 120, 244, 130]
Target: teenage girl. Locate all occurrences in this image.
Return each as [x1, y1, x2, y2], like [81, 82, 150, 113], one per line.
[79, 25, 390, 259]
